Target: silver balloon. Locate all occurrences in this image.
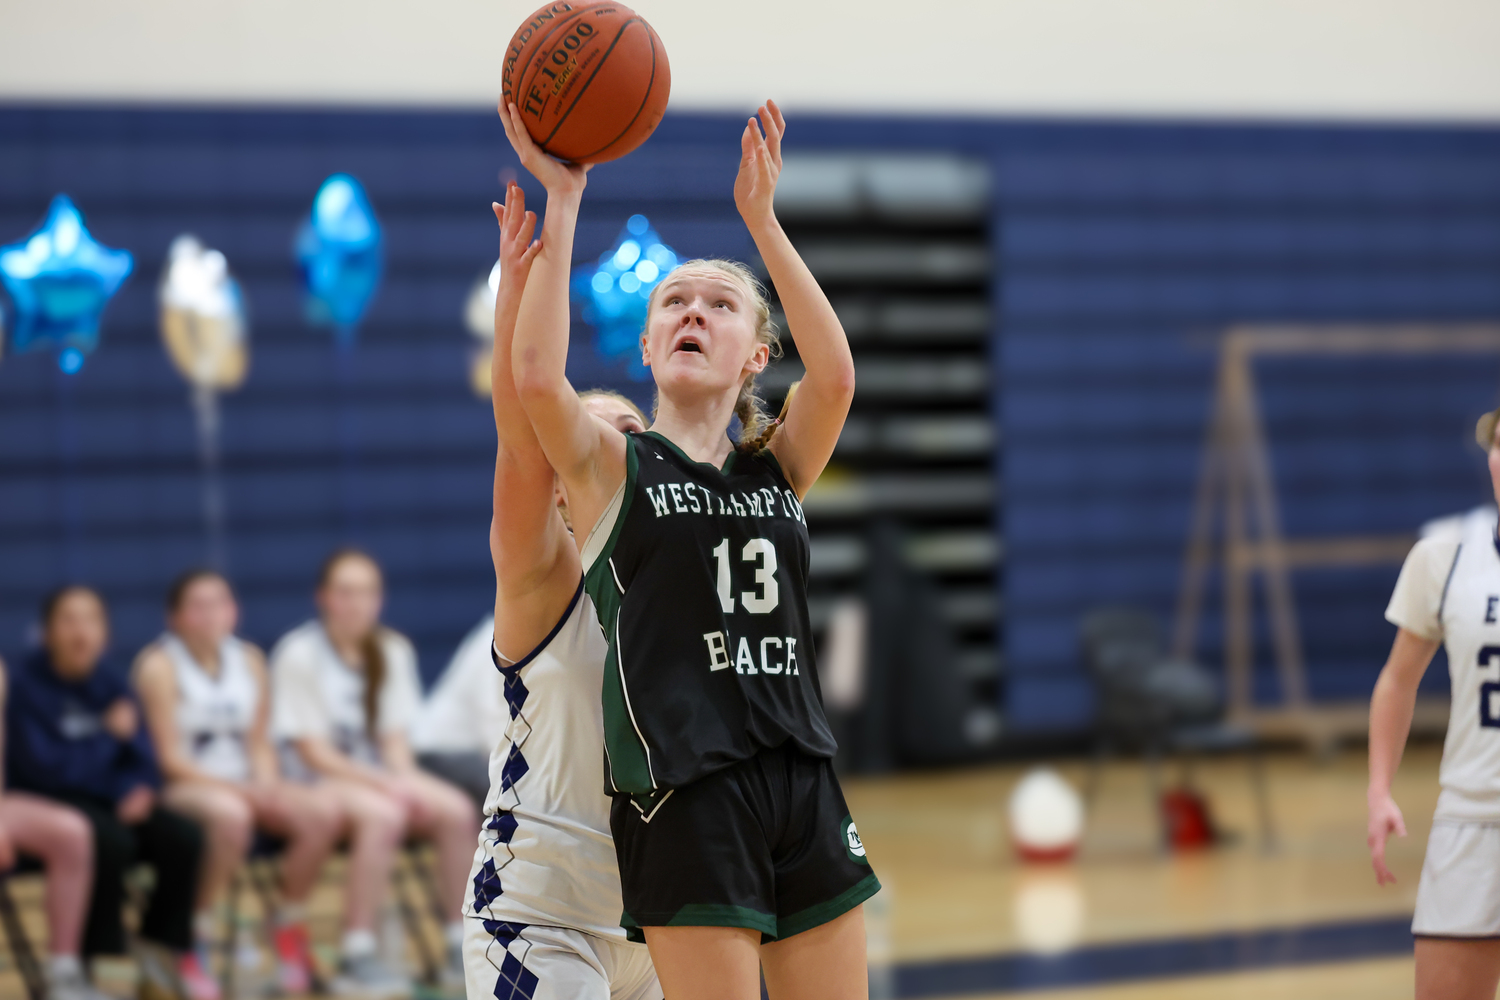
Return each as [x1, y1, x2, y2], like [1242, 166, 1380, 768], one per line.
[464, 260, 500, 398]
[158, 235, 249, 569]
[160, 235, 248, 389]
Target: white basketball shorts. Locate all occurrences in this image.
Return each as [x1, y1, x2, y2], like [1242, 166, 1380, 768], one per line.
[463, 917, 661, 1000]
[1413, 820, 1500, 937]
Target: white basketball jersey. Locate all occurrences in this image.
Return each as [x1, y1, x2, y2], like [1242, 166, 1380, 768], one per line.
[1388, 506, 1500, 820]
[160, 632, 259, 783]
[465, 582, 626, 940]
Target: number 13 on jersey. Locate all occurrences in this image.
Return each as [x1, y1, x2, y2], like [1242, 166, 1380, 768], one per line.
[704, 537, 798, 676]
[713, 538, 779, 614]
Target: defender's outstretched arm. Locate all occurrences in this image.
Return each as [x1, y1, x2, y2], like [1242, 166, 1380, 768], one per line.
[489, 182, 581, 657]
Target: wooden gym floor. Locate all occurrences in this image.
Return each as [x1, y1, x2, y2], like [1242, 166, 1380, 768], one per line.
[0, 744, 1446, 998]
[844, 742, 1441, 999]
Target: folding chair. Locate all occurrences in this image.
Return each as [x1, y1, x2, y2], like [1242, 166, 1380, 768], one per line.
[220, 834, 310, 998]
[1081, 606, 1276, 852]
[0, 862, 46, 1000]
[389, 842, 450, 987]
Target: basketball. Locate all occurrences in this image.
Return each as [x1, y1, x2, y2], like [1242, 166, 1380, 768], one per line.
[501, 2, 671, 164]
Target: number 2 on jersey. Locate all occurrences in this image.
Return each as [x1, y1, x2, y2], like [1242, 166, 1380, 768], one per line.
[712, 538, 780, 614]
[1481, 645, 1500, 729]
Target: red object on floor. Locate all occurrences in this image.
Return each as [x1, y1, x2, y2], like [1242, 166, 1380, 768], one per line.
[1160, 787, 1216, 850]
[1016, 841, 1078, 863]
[273, 922, 316, 995]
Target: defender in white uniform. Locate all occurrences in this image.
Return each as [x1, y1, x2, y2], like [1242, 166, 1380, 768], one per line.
[1370, 408, 1500, 999]
[464, 184, 659, 1000]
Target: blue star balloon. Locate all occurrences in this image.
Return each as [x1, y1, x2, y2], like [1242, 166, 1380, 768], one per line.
[0, 195, 133, 373]
[294, 174, 382, 345]
[571, 214, 679, 381]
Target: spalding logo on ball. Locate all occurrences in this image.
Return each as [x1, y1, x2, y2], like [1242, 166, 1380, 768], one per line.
[504, 2, 671, 164]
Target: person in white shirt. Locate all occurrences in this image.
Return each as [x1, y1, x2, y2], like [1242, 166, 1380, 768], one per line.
[270, 549, 478, 995]
[1370, 407, 1500, 1000]
[461, 183, 660, 1000]
[135, 570, 340, 995]
[410, 616, 505, 810]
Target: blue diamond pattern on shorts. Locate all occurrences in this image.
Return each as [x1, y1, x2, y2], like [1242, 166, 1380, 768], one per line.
[486, 810, 519, 845]
[481, 920, 527, 947]
[471, 858, 502, 910]
[493, 951, 538, 1000]
[500, 743, 529, 792]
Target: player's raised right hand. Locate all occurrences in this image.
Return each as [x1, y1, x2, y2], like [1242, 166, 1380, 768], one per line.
[1367, 792, 1407, 885]
[498, 101, 590, 199]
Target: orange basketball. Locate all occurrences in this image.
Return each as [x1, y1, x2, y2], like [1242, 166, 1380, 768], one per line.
[502, 2, 671, 165]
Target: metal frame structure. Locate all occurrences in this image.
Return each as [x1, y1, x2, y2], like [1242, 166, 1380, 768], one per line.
[1173, 325, 1500, 745]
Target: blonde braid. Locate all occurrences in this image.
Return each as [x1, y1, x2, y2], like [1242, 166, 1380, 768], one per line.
[737, 379, 799, 454]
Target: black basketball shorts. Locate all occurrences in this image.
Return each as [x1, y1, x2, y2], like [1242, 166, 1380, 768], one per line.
[609, 742, 880, 943]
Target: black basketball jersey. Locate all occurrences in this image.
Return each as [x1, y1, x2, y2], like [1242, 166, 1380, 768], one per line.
[582, 431, 837, 805]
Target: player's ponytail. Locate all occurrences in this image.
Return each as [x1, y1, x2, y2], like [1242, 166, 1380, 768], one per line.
[737, 379, 799, 454]
[360, 628, 386, 738]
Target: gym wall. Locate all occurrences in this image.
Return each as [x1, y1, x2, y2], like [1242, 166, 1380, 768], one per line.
[2, 0, 1498, 121]
[3, 107, 1498, 732]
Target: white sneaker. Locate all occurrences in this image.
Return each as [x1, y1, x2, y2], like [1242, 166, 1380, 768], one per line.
[47, 964, 113, 1000]
[331, 953, 410, 1000]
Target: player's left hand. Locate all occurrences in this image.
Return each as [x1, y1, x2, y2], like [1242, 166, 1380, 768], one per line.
[116, 785, 155, 825]
[102, 697, 139, 741]
[734, 100, 784, 227]
[491, 181, 542, 290]
[1367, 792, 1407, 885]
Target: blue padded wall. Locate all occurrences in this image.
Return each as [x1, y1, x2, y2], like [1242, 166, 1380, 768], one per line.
[0, 107, 755, 682]
[994, 128, 1500, 729]
[3, 106, 1499, 725]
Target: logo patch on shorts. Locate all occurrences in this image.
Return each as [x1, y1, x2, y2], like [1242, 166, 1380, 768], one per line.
[842, 815, 868, 864]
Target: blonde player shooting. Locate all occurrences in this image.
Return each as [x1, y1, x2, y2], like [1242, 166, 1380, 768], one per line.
[1370, 408, 1500, 1000]
[461, 182, 660, 1000]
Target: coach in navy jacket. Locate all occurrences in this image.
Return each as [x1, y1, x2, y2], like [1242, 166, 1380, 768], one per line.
[5, 646, 158, 806]
[5, 586, 203, 967]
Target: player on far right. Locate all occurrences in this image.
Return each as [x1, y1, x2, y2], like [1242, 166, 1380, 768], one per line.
[1370, 407, 1500, 1000]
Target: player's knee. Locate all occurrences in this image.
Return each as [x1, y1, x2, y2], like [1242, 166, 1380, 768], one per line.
[360, 797, 408, 847]
[47, 809, 94, 868]
[207, 794, 255, 856]
[300, 797, 344, 846]
[440, 785, 479, 831]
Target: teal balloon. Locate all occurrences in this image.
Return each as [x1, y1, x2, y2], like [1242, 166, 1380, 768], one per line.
[0, 195, 133, 372]
[295, 174, 382, 344]
[571, 214, 679, 381]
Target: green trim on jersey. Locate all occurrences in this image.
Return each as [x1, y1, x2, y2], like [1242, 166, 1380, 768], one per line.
[638, 429, 739, 474]
[585, 441, 650, 795]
